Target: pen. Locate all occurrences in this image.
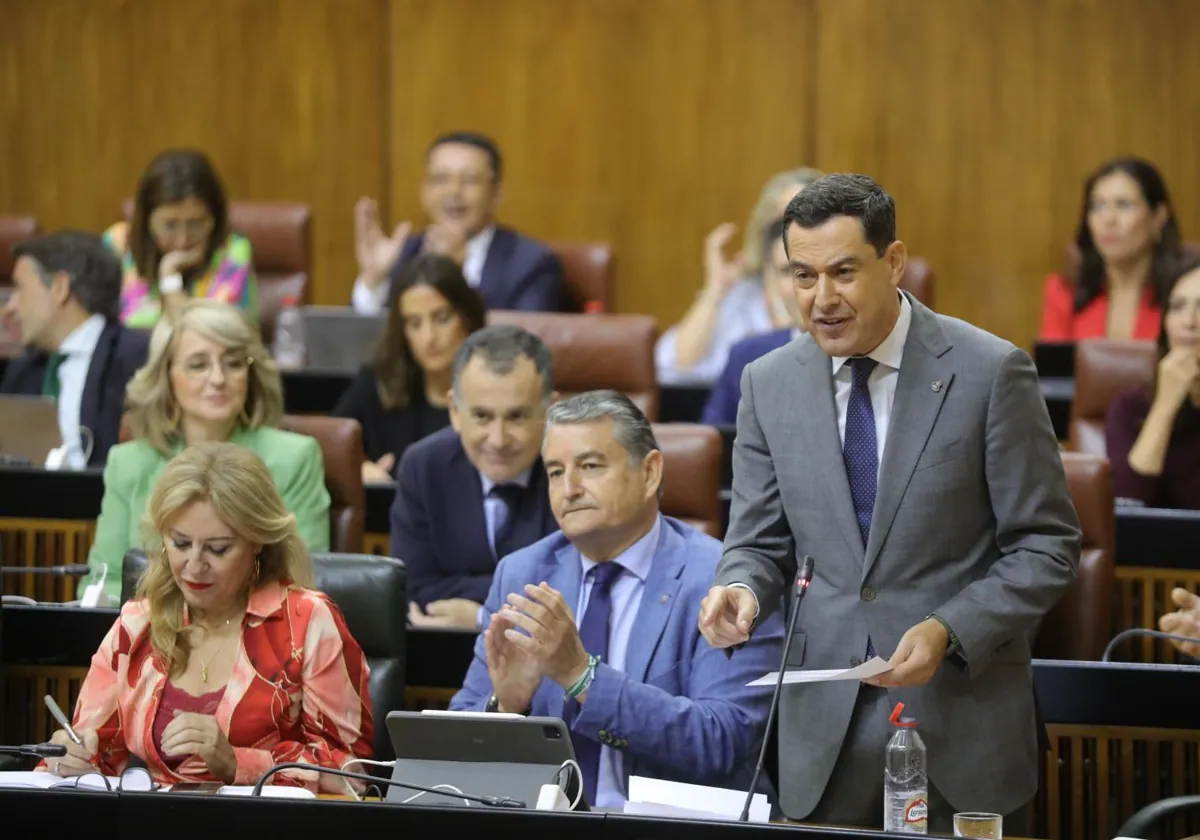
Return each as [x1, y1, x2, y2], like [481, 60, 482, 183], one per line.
[44, 695, 82, 747]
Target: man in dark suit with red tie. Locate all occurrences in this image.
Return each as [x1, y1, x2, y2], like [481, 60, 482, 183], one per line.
[391, 324, 559, 630]
[350, 131, 565, 315]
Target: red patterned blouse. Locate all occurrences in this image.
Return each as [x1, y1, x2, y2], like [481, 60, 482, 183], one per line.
[63, 581, 373, 791]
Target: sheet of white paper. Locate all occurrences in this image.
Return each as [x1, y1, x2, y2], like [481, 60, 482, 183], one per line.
[747, 655, 893, 687]
[219, 785, 316, 798]
[625, 776, 770, 823]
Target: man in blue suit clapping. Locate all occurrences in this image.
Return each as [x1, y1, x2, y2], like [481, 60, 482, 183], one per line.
[450, 390, 782, 807]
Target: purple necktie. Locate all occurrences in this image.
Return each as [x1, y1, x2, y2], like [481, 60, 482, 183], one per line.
[843, 357, 878, 658]
[566, 561, 624, 805]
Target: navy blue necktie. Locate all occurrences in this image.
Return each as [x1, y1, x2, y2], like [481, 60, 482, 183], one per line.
[566, 561, 624, 805]
[842, 357, 878, 658]
[489, 483, 524, 560]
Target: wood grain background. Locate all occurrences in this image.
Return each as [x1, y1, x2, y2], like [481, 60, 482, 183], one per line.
[2, 0, 1197, 349]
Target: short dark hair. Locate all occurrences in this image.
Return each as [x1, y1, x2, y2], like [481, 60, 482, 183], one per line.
[451, 324, 553, 403]
[428, 131, 503, 182]
[1073, 156, 1180, 313]
[372, 254, 488, 410]
[782, 173, 896, 257]
[761, 217, 786, 266]
[13, 230, 122, 319]
[129, 149, 229, 282]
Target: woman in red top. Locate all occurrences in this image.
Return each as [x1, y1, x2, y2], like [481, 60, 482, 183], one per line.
[43, 442, 374, 790]
[1040, 157, 1181, 341]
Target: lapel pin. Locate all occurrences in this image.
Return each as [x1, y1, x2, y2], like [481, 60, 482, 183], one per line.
[931, 380, 942, 393]
[659, 594, 671, 604]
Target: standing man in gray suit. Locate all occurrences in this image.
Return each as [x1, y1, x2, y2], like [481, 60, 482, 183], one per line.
[698, 173, 1080, 832]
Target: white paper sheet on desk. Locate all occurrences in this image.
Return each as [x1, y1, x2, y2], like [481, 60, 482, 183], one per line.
[747, 656, 892, 687]
[218, 786, 316, 798]
[625, 776, 770, 823]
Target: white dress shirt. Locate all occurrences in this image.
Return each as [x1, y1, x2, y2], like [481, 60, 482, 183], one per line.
[54, 313, 107, 468]
[654, 278, 774, 385]
[350, 226, 497, 315]
[829, 292, 913, 469]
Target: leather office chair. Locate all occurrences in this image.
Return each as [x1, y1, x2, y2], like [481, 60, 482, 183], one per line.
[278, 415, 366, 555]
[1069, 338, 1157, 455]
[0, 215, 40, 284]
[122, 199, 312, 342]
[654, 423, 723, 538]
[548, 242, 614, 313]
[488, 310, 660, 420]
[898, 255, 935, 309]
[1033, 453, 1114, 661]
[120, 549, 407, 762]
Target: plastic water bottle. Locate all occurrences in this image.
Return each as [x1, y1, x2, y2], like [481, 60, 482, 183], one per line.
[272, 295, 306, 369]
[883, 702, 928, 834]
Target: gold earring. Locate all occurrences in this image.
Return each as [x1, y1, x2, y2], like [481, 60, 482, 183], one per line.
[160, 545, 168, 562]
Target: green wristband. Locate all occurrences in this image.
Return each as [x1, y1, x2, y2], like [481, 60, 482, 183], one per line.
[567, 654, 601, 699]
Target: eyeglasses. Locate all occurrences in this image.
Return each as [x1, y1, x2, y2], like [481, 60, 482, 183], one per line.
[174, 355, 253, 381]
[59, 766, 160, 792]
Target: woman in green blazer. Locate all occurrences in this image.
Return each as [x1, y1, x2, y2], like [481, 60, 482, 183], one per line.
[81, 300, 330, 602]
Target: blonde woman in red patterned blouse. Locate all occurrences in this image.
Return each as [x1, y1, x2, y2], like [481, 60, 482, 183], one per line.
[44, 442, 373, 790]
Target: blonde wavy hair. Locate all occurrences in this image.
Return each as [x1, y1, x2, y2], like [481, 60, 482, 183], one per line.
[125, 300, 283, 455]
[137, 442, 316, 678]
[743, 167, 825, 276]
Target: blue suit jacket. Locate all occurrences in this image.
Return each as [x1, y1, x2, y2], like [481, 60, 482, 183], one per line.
[701, 328, 793, 425]
[450, 516, 784, 794]
[388, 226, 565, 312]
[0, 321, 149, 465]
[390, 426, 558, 606]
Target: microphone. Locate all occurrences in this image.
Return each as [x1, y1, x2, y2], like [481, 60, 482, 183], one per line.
[739, 555, 816, 823]
[0, 743, 68, 758]
[1101, 628, 1200, 662]
[0, 565, 91, 576]
[251, 762, 527, 808]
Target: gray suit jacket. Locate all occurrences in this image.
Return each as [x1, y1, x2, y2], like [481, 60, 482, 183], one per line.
[715, 293, 1081, 819]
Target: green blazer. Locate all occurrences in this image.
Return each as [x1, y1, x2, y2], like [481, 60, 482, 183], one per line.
[82, 426, 331, 602]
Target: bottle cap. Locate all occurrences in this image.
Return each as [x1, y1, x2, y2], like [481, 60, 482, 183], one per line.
[584, 300, 605, 314]
[889, 702, 918, 728]
[281, 295, 299, 307]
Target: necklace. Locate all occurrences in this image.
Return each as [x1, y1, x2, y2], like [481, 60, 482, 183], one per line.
[197, 618, 235, 683]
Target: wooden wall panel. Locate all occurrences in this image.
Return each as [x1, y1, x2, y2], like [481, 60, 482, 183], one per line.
[0, 0, 387, 306]
[812, 0, 1200, 347]
[3, 0, 1200, 342]
[386, 0, 815, 322]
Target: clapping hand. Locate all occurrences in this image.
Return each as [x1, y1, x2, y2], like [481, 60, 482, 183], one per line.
[355, 197, 412, 288]
[1159, 587, 1200, 658]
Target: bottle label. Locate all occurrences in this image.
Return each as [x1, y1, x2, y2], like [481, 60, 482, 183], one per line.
[904, 795, 928, 832]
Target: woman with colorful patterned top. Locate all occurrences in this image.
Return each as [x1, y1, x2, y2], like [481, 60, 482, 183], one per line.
[104, 149, 258, 328]
[44, 442, 373, 790]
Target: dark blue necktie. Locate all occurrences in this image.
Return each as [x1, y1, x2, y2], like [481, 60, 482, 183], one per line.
[489, 483, 524, 560]
[566, 561, 624, 805]
[842, 357, 879, 659]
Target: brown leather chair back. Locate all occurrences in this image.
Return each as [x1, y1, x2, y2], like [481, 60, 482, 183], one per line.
[278, 415, 366, 555]
[0, 216, 40, 284]
[548, 242, 614, 313]
[1034, 452, 1115, 660]
[488, 310, 659, 420]
[899, 256, 935, 309]
[1069, 339, 1157, 455]
[121, 199, 312, 342]
[654, 423, 722, 538]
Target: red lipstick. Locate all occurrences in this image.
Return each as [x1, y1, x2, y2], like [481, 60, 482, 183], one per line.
[184, 581, 213, 591]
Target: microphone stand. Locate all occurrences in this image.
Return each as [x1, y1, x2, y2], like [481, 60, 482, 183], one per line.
[251, 762, 527, 808]
[739, 555, 816, 823]
[1101, 628, 1200, 662]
